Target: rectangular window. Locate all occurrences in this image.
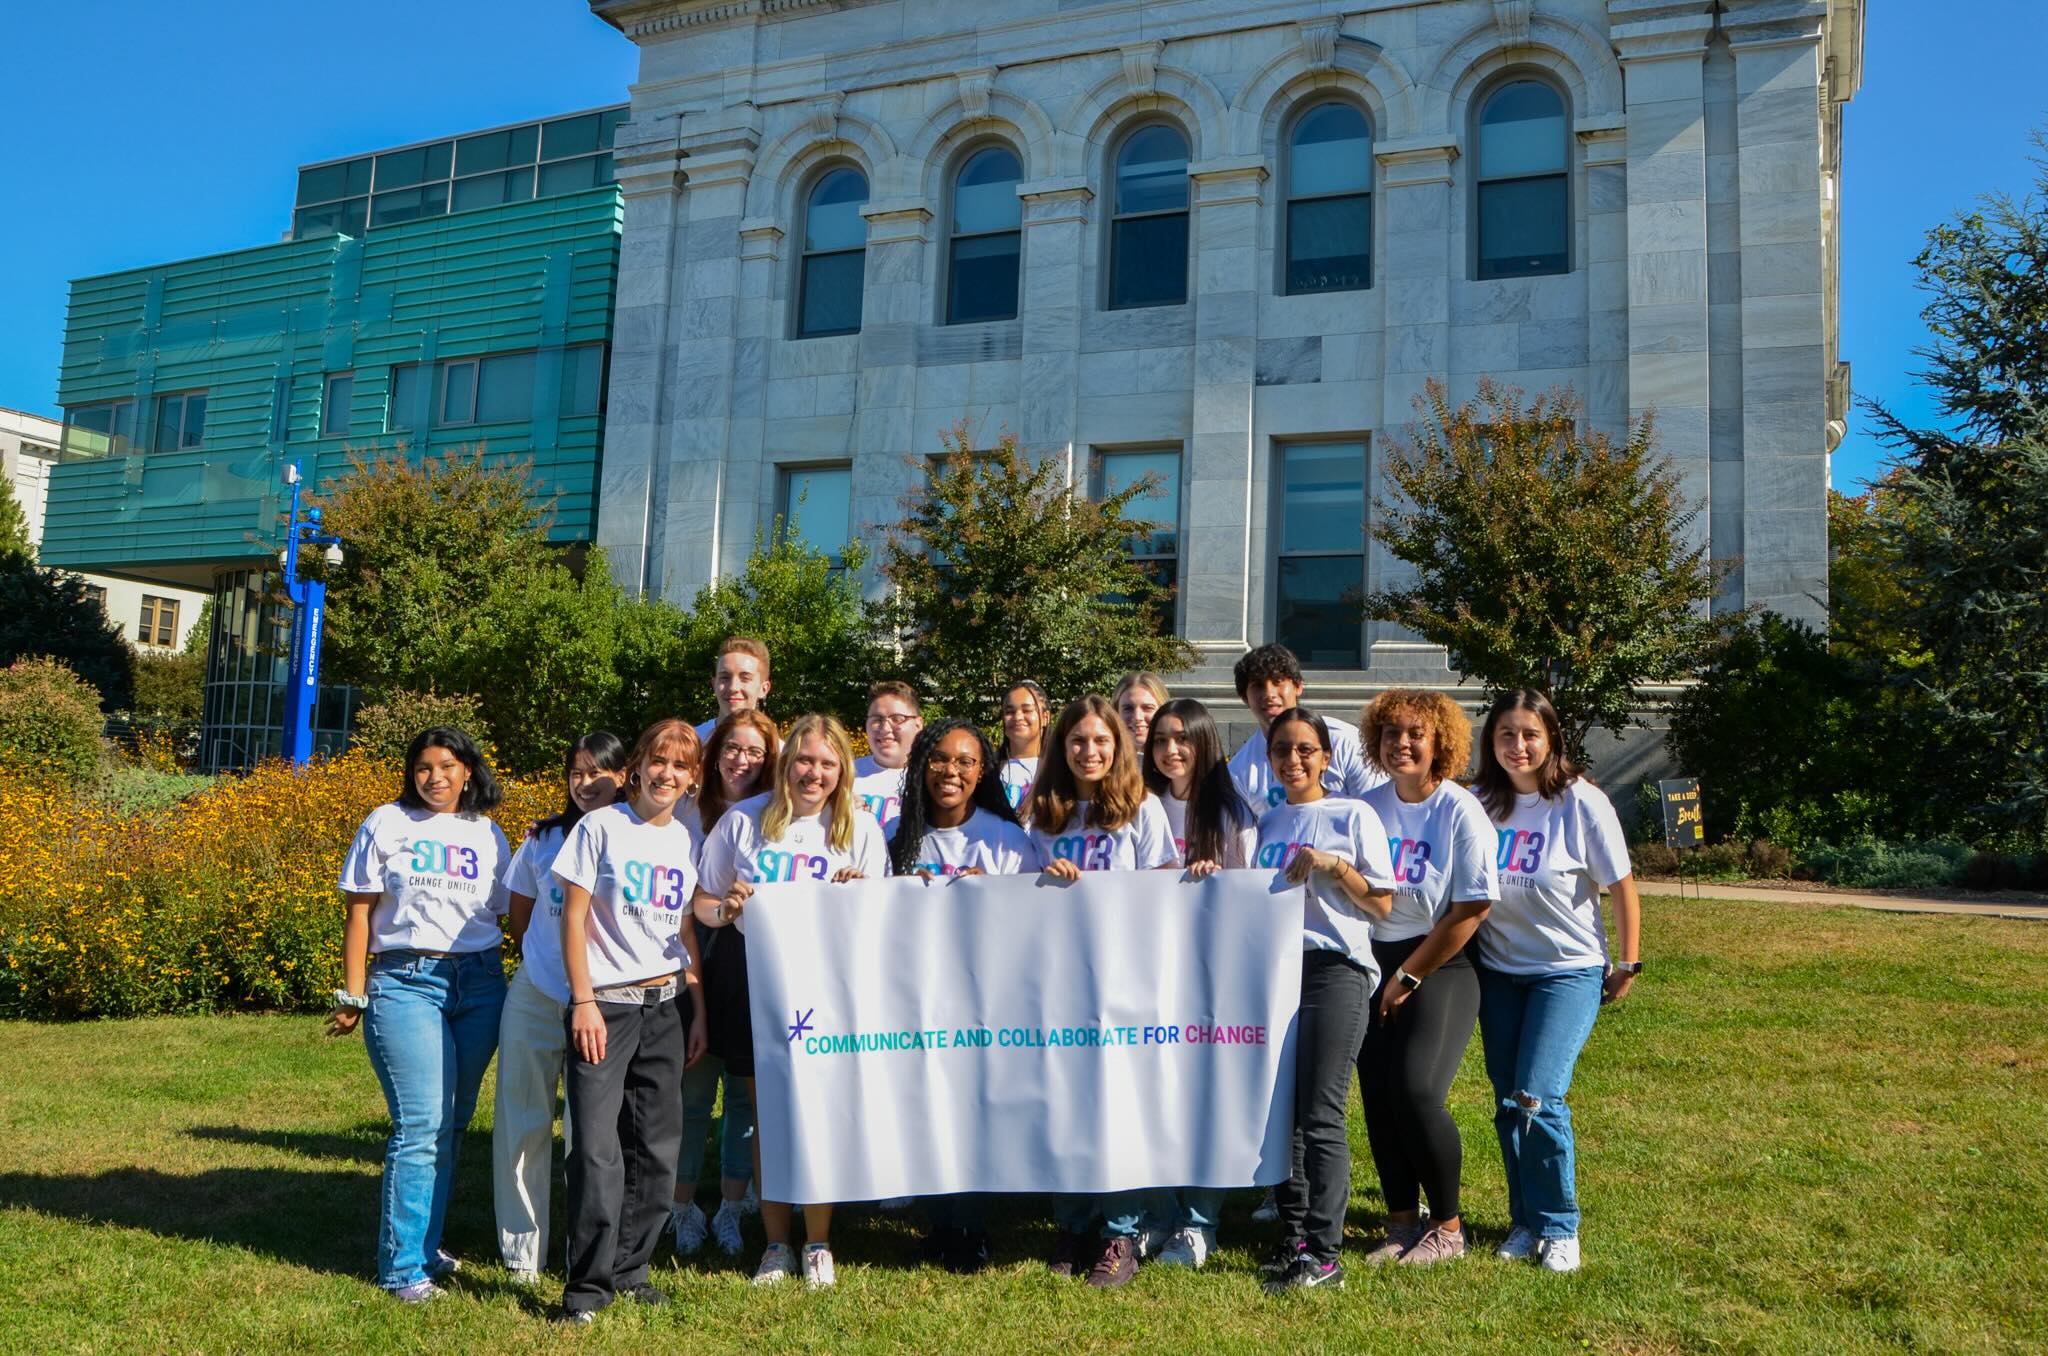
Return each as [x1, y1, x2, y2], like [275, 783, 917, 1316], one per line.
[538, 154, 611, 196]
[1285, 195, 1371, 294]
[1477, 176, 1568, 279]
[297, 157, 371, 205]
[1275, 441, 1366, 667]
[138, 595, 179, 648]
[83, 584, 107, 611]
[473, 351, 535, 423]
[322, 374, 353, 436]
[779, 464, 854, 567]
[451, 167, 534, 212]
[62, 400, 136, 458]
[798, 251, 865, 339]
[438, 360, 478, 426]
[561, 345, 605, 417]
[292, 197, 368, 240]
[456, 125, 539, 176]
[373, 141, 452, 191]
[947, 232, 1021, 325]
[152, 391, 207, 453]
[1096, 448, 1182, 630]
[370, 182, 450, 229]
[387, 365, 420, 432]
[1108, 213, 1189, 309]
[542, 113, 602, 160]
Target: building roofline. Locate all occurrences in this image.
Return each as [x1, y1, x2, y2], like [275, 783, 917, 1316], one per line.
[0, 404, 63, 427]
[296, 101, 631, 172]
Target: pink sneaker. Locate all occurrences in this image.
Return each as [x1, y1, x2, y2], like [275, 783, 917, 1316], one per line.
[1362, 1218, 1426, 1265]
[1396, 1224, 1469, 1266]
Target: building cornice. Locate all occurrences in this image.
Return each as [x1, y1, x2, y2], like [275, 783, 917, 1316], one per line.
[591, 0, 881, 39]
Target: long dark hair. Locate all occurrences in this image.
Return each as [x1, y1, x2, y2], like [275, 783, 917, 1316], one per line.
[1029, 695, 1145, 833]
[396, 726, 501, 816]
[700, 709, 781, 834]
[534, 731, 629, 839]
[1143, 698, 1249, 866]
[889, 717, 1018, 876]
[1473, 687, 1580, 820]
[1001, 678, 1050, 758]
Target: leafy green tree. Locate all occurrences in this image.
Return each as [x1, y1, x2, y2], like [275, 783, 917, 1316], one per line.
[129, 650, 204, 721]
[675, 533, 887, 729]
[1364, 380, 1729, 762]
[1866, 144, 2048, 838]
[879, 426, 1195, 725]
[0, 558, 134, 711]
[0, 474, 33, 565]
[1826, 480, 1925, 670]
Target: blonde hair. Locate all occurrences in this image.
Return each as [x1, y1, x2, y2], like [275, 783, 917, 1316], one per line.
[1361, 689, 1474, 785]
[762, 713, 858, 852]
[1113, 671, 1169, 708]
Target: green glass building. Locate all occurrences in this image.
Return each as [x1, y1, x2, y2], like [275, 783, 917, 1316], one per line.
[40, 108, 625, 770]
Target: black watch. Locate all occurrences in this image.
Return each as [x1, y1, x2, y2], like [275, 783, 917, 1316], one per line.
[1396, 968, 1422, 992]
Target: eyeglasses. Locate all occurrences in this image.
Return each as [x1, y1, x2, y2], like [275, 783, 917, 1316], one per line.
[927, 755, 983, 773]
[867, 713, 920, 729]
[719, 745, 767, 763]
[1271, 743, 1325, 763]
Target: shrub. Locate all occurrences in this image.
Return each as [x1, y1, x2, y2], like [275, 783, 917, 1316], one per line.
[1800, 839, 1969, 891]
[0, 658, 106, 787]
[349, 691, 491, 763]
[0, 558, 134, 711]
[95, 765, 217, 816]
[130, 649, 204, 721]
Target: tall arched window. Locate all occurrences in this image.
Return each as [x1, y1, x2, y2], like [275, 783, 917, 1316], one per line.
[1475, 80, 1568, 279]
[946, 145, 1023, 325]
[797, 166, 869, 337]
[1107, 124, 1190, 309]
[1284, 101, 1373, 294]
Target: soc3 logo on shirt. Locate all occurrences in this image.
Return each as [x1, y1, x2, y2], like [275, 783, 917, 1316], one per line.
[1388, 837, 1432, 884]
[1253, 840, 1309, 870]
[750, 849, 836, 883]
[1048, 833, 1115, 871]
[622, 859, 690, 907]
[1496, 829, 1546, 873]
[409, 840, 480, 879]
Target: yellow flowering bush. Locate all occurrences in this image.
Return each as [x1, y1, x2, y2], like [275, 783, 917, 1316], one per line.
[0, 751, 556, 1019]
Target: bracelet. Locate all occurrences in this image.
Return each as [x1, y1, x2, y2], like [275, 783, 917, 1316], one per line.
[331, 989, 368, 1011]
[570, 998, 597, 1007]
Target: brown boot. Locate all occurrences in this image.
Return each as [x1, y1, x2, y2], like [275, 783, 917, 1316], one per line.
[1086, 1235, 1137, 1288]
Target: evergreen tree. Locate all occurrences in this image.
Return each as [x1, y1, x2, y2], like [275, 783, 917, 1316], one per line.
[0, 559, 135, 711]
[0, 473, 33, 565]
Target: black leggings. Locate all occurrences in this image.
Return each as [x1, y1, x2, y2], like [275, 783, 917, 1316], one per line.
[1359, 935, 1479, 1219]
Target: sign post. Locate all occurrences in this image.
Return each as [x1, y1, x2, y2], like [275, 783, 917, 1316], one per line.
[1658, 778, 1704, 899]
[277, 463, 345, 767]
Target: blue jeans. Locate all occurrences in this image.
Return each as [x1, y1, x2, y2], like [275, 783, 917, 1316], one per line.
[1172, 1187, 1223, 1232]
[678, 1057, 754, 1190]
[1475, 964, 1603, 1240]
[363, 949, 506, 1289]
[1055, 1190, 1168, 1241]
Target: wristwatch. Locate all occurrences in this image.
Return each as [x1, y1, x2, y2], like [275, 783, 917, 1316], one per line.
[1611, 960, 1643, 976]
[332, 989, 369, 1011]
[1396, 968, 1422, 992]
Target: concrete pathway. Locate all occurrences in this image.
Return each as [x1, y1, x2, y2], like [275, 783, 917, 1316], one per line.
[1639, 879, 2048, 921]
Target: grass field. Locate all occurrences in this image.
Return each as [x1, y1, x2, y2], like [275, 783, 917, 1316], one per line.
[2, 893, 2045, 1355]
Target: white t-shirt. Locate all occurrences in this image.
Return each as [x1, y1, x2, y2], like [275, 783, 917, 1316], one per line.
[338, 804, 511, 955]
[851, 755, 907, 839]
[1159, 790, 1257, 870]
[1477, 780, 1632, 975]
[1361, 780, 1501, 942]
[506, 823, 571, 1003]
[1229, 716, 1387, 815]
[998, 756, 1039, 813]
[902, 808, 1040, 876]
[1029, 794, 1180, 873]
[1253, 796, 1398, 974]
[551, 802, 704, 990]
[699, 792, 891, 932]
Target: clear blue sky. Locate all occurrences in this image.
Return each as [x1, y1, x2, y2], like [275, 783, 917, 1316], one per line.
[1, 1, 2041, 492]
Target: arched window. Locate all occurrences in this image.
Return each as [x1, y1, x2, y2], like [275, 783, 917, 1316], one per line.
[946, 145, 1023, 325]
[797, 166, 868, 338]
[1475, 80, 1568, 279]
[1107, 123, 1190, 309]
[1284, 101, 1373, 294]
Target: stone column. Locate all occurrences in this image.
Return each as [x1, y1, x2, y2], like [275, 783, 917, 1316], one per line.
[1579, 119, 1631, 436]
[1723, 0, 1831, 627]
[720, 217, 784, 573]
[1014, 177, 1091, 480]
[1609, 0, 1717, 555]
[1184, 156, 1267, 656]
[593, 111, 684, 596]
[852, 200, 932, 593]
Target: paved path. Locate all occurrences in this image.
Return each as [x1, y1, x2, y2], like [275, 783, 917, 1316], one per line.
[1640, 880, 2048, 921]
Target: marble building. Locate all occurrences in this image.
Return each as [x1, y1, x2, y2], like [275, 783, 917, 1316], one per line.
[588, 0, 1861, 682]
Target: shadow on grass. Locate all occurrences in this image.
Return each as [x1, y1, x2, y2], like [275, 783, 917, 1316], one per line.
[185, 1123, 387, 1164]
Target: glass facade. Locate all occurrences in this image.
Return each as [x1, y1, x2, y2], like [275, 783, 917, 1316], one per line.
[1108, 125, 1190, 309]
[1275, 442, 1366, 667]
[798, 168, 869, 338]
[293, 106, 626, 241]
[1477, 81, 1569, 279]
[1285, 103, 1373, 294]
[200, 569, 354, 772]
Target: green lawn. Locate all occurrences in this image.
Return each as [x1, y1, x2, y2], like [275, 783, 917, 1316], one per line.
[2, 894, 2044, 1355]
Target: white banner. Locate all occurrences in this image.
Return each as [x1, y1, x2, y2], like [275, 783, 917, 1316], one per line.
[744, 869, 1302, 1203]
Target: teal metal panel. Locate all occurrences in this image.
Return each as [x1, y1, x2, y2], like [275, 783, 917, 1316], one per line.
[42, 186, 621, 579]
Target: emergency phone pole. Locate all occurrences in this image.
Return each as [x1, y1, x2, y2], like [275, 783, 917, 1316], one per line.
[278, 462, 344, 766]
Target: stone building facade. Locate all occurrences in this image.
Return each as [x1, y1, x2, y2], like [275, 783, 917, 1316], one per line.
[590, 0, 1860, 683]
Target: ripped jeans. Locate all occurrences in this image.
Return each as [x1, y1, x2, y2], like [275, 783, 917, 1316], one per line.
[1474, 963, 1603, 1241]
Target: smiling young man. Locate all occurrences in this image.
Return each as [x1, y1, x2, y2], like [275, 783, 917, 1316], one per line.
[695, 638, 773, 743]
[851, 680, 923, 839]
[1226, 644, 1385, 815]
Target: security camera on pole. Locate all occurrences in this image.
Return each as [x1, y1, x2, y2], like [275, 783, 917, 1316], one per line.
[278, 462, 345, 766]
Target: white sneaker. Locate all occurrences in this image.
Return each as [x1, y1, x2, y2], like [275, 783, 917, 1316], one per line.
[751, 1242, 798, 1285]
[803, 1242, 837, 1288]
[1496, 1226, 1538, 1261]
[1251, 1189, 1279, 1223]
[1153, 1226, 1211, 1269]
[1538, 1235, 1582, 1272]
[1135, 1223, 1173, 1259]
[711, 1199, 745, 1256]
[670, 1201, 709, 1256]
[507, 1268, 541, 1287]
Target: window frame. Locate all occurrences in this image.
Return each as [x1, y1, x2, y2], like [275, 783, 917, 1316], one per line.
[386, 364, 420, 433]
[1281, 98, 1375, 296]
[1092, 444, 1185, 634]
[437, 360, 480, 427]
[1105, 119, 1193, 311]
[794, 163, 870, 340]
[1271, 438, 1369, 668]
[60, 399, 137, 459]
[1471, 74, 1572, 282]
[138, 594, 180, 648]
[151, 390, 208, 454]
[322, 373, 354, 437]
[775, 461, 856, 571]
[943, 141, 1024, 326]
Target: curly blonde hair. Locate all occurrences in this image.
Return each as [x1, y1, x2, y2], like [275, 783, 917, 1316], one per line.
[1361, 689, 1473, 784]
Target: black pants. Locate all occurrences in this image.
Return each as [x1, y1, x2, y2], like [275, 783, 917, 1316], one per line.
[1273, 950, 1373, 1263]
[1360, 935, 1479, 1219]
[563, 991, 686, 1313]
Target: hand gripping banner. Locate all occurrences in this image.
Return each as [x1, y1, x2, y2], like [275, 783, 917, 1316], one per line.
[742, 869, 1302, 1203]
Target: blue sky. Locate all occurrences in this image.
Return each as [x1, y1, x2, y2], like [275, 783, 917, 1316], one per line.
[1, 1, 2041, 492]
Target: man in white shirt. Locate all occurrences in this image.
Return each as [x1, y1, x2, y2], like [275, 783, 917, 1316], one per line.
[1226, 644, 1385, 814]
[852, 680, 923, 838]
[694, 637, 773, 743]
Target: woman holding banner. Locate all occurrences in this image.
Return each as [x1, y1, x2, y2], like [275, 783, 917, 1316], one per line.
[1255, 707, 1396, 1294]
[1028, 695, 1181, 1288]
[692, 714, 888, 1289]
[889, 717, 1037, 1272]
[1471, 689, 1641, 1274]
